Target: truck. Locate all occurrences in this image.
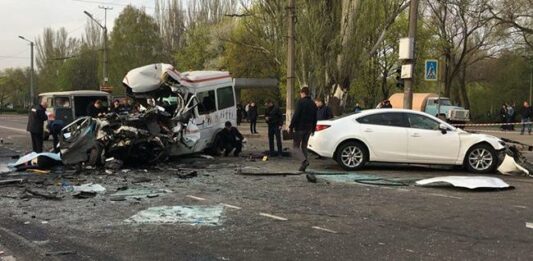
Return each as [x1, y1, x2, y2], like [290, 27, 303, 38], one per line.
[388, 93, 470, 123]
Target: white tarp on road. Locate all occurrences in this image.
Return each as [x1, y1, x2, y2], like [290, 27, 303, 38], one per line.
[416, 176, 511, 189]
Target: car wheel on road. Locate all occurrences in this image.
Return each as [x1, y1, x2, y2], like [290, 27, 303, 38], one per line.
[335, 141, 368, 171]
[464, 144, 497, 174]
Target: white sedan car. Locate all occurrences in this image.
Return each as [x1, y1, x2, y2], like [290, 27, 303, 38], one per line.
[308, 109, 505, 173]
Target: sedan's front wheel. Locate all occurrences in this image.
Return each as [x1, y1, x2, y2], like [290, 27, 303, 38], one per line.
[335, 141, 368, 171]
[464, 144, 498, 174]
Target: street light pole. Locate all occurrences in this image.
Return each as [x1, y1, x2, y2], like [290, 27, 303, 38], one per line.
[18, 36, 35, 105]
[285, 0, 296, 126]
[84, 7, 112, 85]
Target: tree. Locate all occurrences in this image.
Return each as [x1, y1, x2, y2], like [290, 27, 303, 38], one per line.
[108, 5, 164, 94]
[35, 27, 79, 92]
[486, 0, 532, 49]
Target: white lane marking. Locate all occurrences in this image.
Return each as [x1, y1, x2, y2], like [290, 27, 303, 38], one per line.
[426, 193, 462, 199]
[526, 222, 533, 229]
[259, 213, 288, 221]
[221, 203, 242, 210]
[311, 226, 337, 234]
[186, 195, 206, 201]
[0, 125, 26, 133]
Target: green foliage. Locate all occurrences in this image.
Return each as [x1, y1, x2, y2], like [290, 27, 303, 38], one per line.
[108, 5, 163, 95]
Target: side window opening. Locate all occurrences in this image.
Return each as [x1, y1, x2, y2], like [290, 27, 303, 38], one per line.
[216, 86, 234, 110]
[197, 90, 216, 115]
[407, 114, 440, 130]
[357, 113, 408, 128]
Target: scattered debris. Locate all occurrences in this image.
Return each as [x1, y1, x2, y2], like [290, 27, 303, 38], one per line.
[175, 170, 197, 179]
[186, 195, 206, 201]
[415, 176, 511, 190]
[73, 191, 97, 199]
[236, 168, 302, 176]
[498, 146, 533, 177]
[25, 188, 62, 200]
[72, 183, 106, 194]
[199, 155, 214, 160]
[0, 179, 25, 186]
[104, 158, 124, 170]
[526, 222, 533, 229]
[132, 177, 152, 184]
[124, 205, 224, 225]
[45, 250, 76, 256]
[110, 187, 170, 200]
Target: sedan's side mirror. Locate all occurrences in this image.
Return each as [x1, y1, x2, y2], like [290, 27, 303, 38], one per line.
[438, 123, 448, 134]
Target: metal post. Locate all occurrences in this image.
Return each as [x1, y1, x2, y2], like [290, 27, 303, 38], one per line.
[529, 67, 533, 105]
[285, 0, 295, 126]
[402, 0, 419, 109]
[30, 41, 35, 104]
[103, 27, 108, 84]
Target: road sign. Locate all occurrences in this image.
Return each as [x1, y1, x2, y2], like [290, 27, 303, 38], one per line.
[424, 59, 438, 81]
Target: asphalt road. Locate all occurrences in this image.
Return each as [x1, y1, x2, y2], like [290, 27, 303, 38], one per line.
[0, 115, 532, 261]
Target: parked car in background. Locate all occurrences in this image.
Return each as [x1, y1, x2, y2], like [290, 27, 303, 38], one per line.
[388, 93, 470, 123]
[308, 109, 505, 173]
[39, 90, 111, 139]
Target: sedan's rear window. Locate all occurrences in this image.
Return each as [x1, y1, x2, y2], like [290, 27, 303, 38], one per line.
[356, 112, 409, 127]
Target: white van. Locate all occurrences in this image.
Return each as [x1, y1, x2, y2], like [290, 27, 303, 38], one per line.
[170, 70, 237, 155]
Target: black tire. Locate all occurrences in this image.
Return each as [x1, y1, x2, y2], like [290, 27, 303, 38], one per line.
[464, 143, 498, 174]
[335, 141, 368, 171]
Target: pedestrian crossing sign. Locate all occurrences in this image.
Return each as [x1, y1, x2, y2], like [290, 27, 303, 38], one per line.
[425, 59, 438, 81]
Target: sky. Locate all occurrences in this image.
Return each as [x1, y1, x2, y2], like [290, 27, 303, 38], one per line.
[0, 0, 157, 70]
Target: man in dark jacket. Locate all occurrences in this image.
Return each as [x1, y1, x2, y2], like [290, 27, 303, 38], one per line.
[248, 102, 258, 134]
[27, 98, 48, 153]
[520, 101, 532, 135]
[265, 100, 283, 156]
[220, 121, 244, 156]
[315, 98, 333, 121]
[289, 87, 318, 172]
[87, 100, 107, 118]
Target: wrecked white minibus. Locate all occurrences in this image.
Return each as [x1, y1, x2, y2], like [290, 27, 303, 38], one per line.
[59, 63, 237, 165]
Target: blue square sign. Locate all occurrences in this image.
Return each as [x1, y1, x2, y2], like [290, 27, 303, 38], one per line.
[425, 59, 438, 81]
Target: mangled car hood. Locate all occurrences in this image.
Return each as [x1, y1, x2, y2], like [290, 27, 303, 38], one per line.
[123, 63, 181, 93]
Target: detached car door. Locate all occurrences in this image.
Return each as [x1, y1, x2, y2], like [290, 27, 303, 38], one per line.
[356, 112, 409, 162]
[406, 113, 460, 164]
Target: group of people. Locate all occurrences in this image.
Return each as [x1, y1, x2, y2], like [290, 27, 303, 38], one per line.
[500, 101, 532, 135]
[220, 87, 326, 172]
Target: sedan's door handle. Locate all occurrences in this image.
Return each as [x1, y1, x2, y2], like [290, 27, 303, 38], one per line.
[411, 133, 421, 137]
[364, 129, 373, 133]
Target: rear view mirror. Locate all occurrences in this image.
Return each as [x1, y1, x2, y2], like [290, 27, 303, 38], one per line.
[439, 123, 448, 134]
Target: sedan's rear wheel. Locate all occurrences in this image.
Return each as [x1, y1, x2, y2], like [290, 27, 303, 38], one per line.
[335, 141, 368, 171]
[465, 144, 497, 174]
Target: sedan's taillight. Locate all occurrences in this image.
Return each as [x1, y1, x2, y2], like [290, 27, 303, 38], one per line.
[315, 124, 331, 132]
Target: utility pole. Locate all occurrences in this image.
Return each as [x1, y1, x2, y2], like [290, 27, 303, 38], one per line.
[84, 6, 112, 87]
[18, 36, 35, 105]
[99, 6, 112, 84]
[402, 0, 419, 109]
[285, 0, 296, 126]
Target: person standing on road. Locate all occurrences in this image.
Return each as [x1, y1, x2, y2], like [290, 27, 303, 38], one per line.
[220, 121, 244, 157]
[500, 104, 508, 130]
[520, 101, 532, 135]
[27, 98, 48, 153]
[315, 98, 333, 121]
[265, 100, 283, 157]
[248, 102, 258, 134]
[507, 103, 516, 131]
[289, 87, 318, 172]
